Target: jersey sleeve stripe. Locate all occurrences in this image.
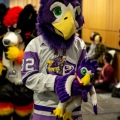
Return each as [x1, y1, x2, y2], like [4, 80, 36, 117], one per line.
[22, 71, 38, 85]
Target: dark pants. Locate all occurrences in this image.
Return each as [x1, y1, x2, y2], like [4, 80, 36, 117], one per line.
[94, 82, 111, 92]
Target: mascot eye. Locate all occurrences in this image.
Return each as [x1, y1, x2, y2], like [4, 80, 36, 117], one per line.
[52, 6, 62, 16]
[80, 67, 87, 76]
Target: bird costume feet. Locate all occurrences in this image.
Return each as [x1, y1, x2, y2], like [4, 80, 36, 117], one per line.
[63, 112, 72, 120]
[53, 107, 64, 118]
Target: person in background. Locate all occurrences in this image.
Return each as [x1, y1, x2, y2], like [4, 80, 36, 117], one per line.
[94, 52, 115, 93]
[87, 32, 106, 67]
[92, 34, 106, 67]
[87, 32, 99, 58]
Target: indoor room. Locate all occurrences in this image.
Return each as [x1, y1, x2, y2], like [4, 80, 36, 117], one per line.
[0, 0, 120, 120]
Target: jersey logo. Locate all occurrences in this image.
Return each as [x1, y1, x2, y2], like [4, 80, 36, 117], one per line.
[46, 56, 76, 75]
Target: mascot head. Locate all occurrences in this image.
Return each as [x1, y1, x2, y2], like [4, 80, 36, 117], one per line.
[37, 0, 84, 50]
[3, 6, 23, 47]
[76, 58, 98, 83]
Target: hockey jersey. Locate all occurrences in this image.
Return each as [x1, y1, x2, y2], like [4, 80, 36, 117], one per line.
[21, 35, 86, 119]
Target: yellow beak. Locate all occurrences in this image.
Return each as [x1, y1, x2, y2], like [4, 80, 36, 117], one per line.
[52, 10, 76, 40]
[81, 71, 91, 86]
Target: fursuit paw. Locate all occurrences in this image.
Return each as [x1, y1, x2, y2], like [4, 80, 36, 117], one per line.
[53, 107, 64, 118]
[63, 112, 72, 120]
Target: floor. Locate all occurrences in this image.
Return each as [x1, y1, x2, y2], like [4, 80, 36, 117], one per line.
[82, 93, 120, 120]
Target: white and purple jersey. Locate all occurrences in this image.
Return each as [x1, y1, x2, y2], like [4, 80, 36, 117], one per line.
[21, 35, 86, 119]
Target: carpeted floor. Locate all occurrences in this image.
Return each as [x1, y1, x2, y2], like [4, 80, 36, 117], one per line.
[82, 93, 120, 120]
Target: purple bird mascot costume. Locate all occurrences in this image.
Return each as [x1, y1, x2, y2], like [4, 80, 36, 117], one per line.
[21, 0, 98, 120]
